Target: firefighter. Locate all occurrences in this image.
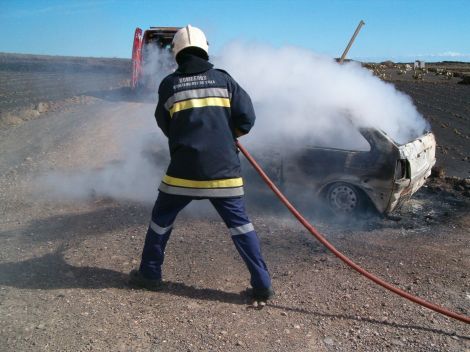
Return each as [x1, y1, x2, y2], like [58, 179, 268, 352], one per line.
[129, 25, 274, 302]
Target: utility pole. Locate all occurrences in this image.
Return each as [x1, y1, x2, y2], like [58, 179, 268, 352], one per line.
[339, 20, 365, 64]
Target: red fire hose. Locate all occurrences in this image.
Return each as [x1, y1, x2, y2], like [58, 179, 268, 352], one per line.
[237, 141, 470, 324]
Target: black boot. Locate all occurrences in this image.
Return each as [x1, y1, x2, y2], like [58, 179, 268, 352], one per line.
[128, 269, 164, 291]
[252, 286, 275, 301]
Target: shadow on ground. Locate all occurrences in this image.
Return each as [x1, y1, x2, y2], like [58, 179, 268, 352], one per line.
[268, 303, 470, 340]
[0, 244, 244, 306]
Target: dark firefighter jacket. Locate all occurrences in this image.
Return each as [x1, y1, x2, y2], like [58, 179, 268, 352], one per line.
[155, 54, 256, 197]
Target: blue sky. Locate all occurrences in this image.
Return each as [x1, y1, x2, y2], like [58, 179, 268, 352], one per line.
[1, 0, 469, 62]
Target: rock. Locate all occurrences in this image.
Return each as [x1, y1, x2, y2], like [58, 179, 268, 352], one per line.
[323, 337, 334, 346]
[36, 102, 49, 113]
[1, 114, 23, 126]
[431, 166, 445, 179]
[391, 338, 405, 346]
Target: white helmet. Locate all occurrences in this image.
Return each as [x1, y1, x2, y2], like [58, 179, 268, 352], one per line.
[172, 24, 209, 58]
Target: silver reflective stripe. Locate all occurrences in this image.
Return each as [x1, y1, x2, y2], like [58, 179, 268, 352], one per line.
[149, 220, 173, 235]
[159, 183, 244, 197]
[164, 88, 230, 110]
[229, 223, 255, 236]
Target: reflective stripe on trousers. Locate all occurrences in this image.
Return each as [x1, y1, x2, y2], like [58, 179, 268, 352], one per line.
[149, 220, 173, 235]
[139, 192, 272, 290]
[229, 223, 254, 236]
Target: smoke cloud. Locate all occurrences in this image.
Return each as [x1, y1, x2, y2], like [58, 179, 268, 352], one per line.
[38, 41, 430, 204]
[215, 42, 428, 149]
[139, 44, 175, 92]
[38, 117, 168, 203]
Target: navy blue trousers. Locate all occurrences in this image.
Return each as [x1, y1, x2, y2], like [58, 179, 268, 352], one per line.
[139, 192, 272, 290]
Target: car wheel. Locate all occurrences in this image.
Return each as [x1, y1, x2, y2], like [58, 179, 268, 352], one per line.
[326, 182, 363, 215]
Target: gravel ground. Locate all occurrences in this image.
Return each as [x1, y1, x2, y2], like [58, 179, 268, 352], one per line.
[0, 56, 469, 351]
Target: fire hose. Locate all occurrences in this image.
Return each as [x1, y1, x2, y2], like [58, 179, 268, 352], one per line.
[236, 141, 470, 324]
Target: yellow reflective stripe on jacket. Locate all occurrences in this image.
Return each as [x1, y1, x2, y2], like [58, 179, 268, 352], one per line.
[164, 88, 230, 110]
[169, 97, 230, 118]
[162, 175, 243, 188]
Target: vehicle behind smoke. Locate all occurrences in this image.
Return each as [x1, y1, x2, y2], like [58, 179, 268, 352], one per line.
[131, 26, 179, 91]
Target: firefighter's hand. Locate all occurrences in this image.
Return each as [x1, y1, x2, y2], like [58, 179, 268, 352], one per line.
[234, 128, 247, 137]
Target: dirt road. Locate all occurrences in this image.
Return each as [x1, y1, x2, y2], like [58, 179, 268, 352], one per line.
[0, 54, 469, 351]
[0, 97, 469, 351]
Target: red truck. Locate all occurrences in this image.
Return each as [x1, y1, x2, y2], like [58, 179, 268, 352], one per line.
[131, 27, 180, 90]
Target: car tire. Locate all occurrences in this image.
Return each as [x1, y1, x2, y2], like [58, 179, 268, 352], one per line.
[325, 182, 366, 216]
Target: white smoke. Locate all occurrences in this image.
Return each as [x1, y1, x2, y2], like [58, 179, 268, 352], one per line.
[139, 43, 175, 92]
[214, 42, 428, 148]
[37, 41, 430, 204]
[38, 123, 168, 204]
[37, 46, 173, 204]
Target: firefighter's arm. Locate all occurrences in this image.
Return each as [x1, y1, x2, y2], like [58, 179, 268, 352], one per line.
[155, 101, 170, 137]
[154, 86, 171, 137]
[229, 79, 256, 136]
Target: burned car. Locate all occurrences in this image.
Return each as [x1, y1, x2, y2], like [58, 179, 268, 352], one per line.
[247, 128, 436, 216]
